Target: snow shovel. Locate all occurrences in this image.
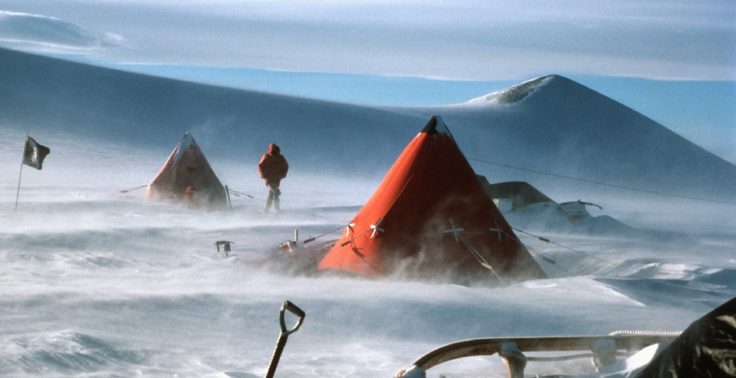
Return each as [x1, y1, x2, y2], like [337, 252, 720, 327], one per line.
[265, 300, 305, 378]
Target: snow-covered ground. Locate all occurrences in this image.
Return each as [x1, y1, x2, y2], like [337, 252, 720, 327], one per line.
[1, 176, 733, 377]
[1, 49, 735, 377]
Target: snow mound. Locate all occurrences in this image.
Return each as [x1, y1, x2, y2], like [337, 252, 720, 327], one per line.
[7, 331, 145, 374]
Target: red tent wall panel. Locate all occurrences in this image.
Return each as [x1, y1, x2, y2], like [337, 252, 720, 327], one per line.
[318, 117, 546, 282]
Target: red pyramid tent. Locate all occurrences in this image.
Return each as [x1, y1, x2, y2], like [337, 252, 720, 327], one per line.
[146, 132, 228, 209]
[318, 116, 547, 282]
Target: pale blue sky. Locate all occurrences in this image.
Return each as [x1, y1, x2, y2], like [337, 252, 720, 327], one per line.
[2, 1, 734, 80]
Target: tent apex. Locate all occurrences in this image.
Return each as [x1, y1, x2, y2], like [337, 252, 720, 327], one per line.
[421, 115, 453, 138]
[180, 131, 194, 142]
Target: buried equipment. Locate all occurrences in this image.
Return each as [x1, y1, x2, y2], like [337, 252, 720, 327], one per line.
[266, 300, 306, 378]
[215, 240, 234, 257]
[279, 229, 300, 252]
[394, 332, 680, 378]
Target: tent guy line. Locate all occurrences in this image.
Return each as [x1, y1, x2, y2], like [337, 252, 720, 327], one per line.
[468, 157, 736, 206]
[302, 225, 345, 244]
[119, 184, 147, 194]
[292, 220, 608, 278]
[456, 232, 505, 284]
[513, 226, 614, 269]
[117, 184, 257, 200]
[522, 240, 608, 277]
[227, 188, 257, 200]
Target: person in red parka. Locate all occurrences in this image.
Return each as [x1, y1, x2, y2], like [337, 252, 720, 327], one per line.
[258, 143, 289, 212]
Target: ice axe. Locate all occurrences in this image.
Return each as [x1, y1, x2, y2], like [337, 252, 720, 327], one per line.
[265, 300, 305, 378]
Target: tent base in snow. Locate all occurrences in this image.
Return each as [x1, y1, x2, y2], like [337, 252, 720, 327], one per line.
[317, 116, 547, 283]
[146, 132, 228, 209]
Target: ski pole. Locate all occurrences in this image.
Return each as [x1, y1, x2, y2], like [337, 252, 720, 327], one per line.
[266, 300, 305, 378]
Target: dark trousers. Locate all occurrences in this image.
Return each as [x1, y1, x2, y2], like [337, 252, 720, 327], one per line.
[265, 185, 281, 211]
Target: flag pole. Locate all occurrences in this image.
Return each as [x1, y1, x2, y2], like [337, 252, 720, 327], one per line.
[14, 154, 24, 212]
[15, 133, 29, 212]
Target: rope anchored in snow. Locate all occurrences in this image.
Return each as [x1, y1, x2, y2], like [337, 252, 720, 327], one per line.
[458, 233, 505, 284]
[443, 219, 505, 283]
[512, 227, 607, 263]
[302, 225, 346, 244]
[512, 227, 618, 276]
[522, 243, 577, 276]
[119, 184, 147, 193]
[226, 187, 256, 199]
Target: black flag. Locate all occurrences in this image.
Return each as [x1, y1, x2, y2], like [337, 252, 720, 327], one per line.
[23, 136, 51, 170]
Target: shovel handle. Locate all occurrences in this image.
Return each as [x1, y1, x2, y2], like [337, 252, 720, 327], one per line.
[279, 300, 305, 336]
[266, 300, 306, 378]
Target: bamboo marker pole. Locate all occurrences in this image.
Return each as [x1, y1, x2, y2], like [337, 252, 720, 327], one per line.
[14, 158, 24, 211]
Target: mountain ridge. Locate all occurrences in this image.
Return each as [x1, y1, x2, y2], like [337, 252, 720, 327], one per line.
[1, 46, 734, 200]
[433, 75, 736, 199]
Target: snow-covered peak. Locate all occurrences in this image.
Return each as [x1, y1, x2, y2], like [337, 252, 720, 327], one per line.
[467, 75, 561, 105]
